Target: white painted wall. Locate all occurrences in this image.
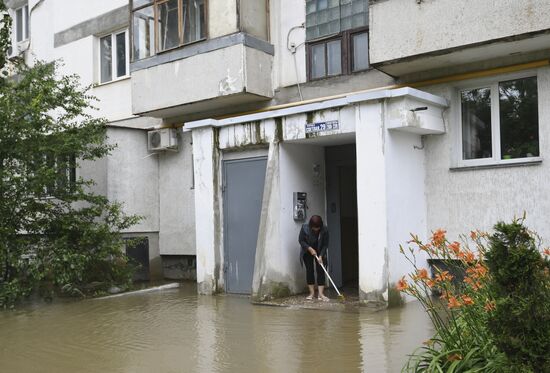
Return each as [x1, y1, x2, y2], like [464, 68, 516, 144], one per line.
[369, 0, 550, 64]
[423, 66, 550, 245]
[355, 102, 388, 304]
[159, 131, 196, 256]
[192, 127, 219, 294]
[385, 130, 429, 285]
[52, 0, 128, 32]
[270, 0, 307, 89]
[25, 1, 136, 123]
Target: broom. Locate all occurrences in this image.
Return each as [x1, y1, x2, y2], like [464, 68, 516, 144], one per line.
[316, 255, 345, 302]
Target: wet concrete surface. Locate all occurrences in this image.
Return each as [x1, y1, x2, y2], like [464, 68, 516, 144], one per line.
[254, 288, 361, 312]
[0, 282, 433, 373]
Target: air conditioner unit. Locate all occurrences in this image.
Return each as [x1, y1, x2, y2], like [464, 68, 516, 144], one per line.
[147, 128, 179, 152]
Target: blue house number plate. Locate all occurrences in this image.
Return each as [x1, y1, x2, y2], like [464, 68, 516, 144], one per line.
[305, 120, 339, 134]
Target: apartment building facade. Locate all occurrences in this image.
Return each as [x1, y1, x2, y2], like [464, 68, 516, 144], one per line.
[6, 0, 550, 307]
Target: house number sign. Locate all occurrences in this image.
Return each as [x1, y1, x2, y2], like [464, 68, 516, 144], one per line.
[305, 120, 339, 134]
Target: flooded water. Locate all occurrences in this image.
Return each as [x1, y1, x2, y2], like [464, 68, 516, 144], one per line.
[0, 284, 432, 373]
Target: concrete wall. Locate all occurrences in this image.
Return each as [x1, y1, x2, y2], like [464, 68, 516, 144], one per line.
[131, 44, 273, 115]
[52, 0, 128, 32]
[208, 0, 239, 38]
[422, 65, 550, 245]
[25, 0, 135, 124]
[385, 131, 429, 289]
[239, 0, 269, 41]
[106, 127, 160, 234]
[270, 0, 307, 89]
[192, 127, 220, 294]
[369, 0, 550, 64]
[159, 131, 196, 256]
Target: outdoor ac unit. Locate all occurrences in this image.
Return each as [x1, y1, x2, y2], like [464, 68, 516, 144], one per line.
[147, 128, 179, 152]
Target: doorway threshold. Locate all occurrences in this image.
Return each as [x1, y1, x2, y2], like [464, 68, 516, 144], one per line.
[252, 288, 361, 313]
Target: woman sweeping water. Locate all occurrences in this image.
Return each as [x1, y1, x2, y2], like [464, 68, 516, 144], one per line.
[299, 215, 330, 301]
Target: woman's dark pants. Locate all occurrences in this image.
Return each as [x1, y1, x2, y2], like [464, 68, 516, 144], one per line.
[303, 253, 326, 285]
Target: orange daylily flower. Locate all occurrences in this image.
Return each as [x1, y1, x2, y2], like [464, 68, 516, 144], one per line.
[464, 276, 482, 290]
[425, 279, 435, 288]
[396, 276, 409, 291]
[431, 229, 447, 246]
[435, 271, 454, 283]
[447, 296, 462, 309]
[543, 248, 550, 256]
[466, 263, 488, 279]
[414, 268, 429, 280]
[461, 295, 474, 306]
[449, 241, 461, 255]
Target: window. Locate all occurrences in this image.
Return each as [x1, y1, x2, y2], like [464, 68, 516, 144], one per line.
[99, 30, 129, 84]
[307, 30, 368, 80]
[131, 0, 207, 60]
[305, 0, 369, 80]
[459, 75, 539, 165]
[44, 155, 77, 196]
[28, 154, 76, 197]
[14, 5, 29, 43]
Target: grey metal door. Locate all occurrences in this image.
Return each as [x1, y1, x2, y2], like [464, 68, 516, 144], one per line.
[223, 157, 267, 294]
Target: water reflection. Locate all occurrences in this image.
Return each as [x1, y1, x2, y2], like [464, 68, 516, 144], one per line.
[0, 284, 432, 373]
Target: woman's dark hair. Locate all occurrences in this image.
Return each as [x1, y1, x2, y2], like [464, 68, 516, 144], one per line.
[309, 215, 323, 229]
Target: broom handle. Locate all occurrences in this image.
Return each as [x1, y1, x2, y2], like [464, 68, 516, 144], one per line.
[316, 255, 342, 297]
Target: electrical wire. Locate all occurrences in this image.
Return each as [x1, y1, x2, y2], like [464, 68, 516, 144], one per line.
[286, 24, 305, 101]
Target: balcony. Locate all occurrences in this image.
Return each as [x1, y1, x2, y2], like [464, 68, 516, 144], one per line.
[131, 33, 273, 118]
[369, 0, 550, 77]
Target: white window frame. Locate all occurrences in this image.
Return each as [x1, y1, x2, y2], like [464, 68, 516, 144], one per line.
[14, 4, 29, 43]
[97, 29, 130, 84]
[454, 70, 542, 168]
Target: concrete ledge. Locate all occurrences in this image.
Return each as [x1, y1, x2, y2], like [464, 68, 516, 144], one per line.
[94, 282, 180, 300]
[131, 32, 274, 72]
[54, 5, 129, 48]
[186, 87, 448, 129]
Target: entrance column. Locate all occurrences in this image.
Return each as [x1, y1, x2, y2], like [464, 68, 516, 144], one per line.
[355, 101, 389, 309]
[190, 122, 221, 295]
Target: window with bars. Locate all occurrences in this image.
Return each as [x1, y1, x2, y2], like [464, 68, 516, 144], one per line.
[305, 0, 369, 80]
[131, 0, 207, 61]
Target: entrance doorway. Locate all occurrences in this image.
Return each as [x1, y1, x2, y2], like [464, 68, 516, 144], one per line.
[325, 144, 358, 288]
[223, 157, 267, 294]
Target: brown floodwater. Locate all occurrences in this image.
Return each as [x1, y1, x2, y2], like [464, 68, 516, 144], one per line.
[0, 284, 432, 373]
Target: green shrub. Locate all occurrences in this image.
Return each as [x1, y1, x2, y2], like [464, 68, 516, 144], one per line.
[398, 219, 550, 372]
[485, 220, 550, 373]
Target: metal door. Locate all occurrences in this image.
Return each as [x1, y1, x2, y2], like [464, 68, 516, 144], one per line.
[223, 157, 267, 294]
[125, 237, 150, 281]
